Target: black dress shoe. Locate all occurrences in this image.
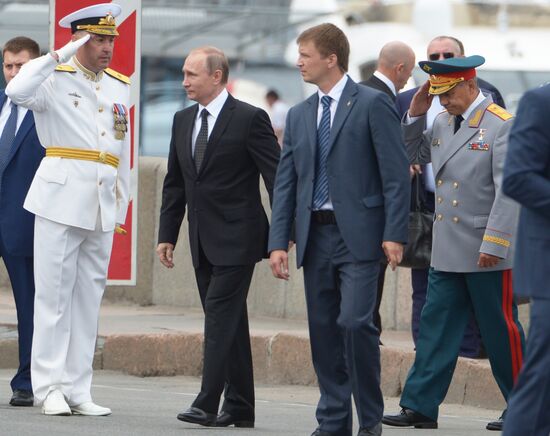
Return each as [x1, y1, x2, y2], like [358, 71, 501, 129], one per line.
[382, 408, 438, 429]
[358, 422, 382, 436]
[486, 413, 505, 431]
[311, 429, 336, 436]
[9, 390, 34, 407]
[216, 411, 254, 428]
[177, 407, 217, 426]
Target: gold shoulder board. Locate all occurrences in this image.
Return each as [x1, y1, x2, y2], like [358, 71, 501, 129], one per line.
[104, 68, 131, 85]
[487, 103, 513, 121]
[55, 64, 76, 73]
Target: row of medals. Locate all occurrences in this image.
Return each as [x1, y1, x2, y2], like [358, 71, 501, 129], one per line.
[114, 111, 127, 140]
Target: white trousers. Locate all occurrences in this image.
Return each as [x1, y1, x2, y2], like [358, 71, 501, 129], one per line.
[31, 215, 114, 405]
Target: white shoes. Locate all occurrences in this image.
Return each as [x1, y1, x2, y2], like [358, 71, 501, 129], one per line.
[42, 389, 71, 416]
[42, 390, 111, 416]
[70, 402, 112, 416]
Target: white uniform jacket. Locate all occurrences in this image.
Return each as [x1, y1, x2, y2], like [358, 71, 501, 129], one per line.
[6, 54, 130, 232]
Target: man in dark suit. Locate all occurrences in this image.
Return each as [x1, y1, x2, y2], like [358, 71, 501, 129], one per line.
[395, 35, 506, 359]
[269, 24, 410, 436]
[0, 36, 43, 407]
[361, 41, 415, 101]
[361, 40, 415, 337]
[157, 46, 280, 428]
[501, 84, 550, 436]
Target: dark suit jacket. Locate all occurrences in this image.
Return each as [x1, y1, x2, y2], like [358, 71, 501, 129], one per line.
[360, 74, 396, 101]
[268, 77, 410, 267]
[502, 84, 550, 298]
[396, 78, 506, 117]
[158, 93, 280, 268]
[0, 91, 44, 257]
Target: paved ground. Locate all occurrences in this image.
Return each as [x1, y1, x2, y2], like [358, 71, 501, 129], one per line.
[0, 370, 502, 436]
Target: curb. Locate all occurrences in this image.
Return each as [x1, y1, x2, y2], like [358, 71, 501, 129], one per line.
[0, 332, 505, 410]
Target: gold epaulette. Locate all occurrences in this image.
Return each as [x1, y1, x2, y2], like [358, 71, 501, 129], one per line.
[55, 64, 76, 73]
[104, 68, 131, 85]
[487, 103, 513, 121]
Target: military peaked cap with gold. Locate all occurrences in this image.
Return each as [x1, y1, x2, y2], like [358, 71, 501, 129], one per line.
[59, 3, 122, 36]
[419, 55, 485, 95]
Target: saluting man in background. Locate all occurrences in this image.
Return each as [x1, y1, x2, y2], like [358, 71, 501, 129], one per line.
[6, 3, 130, 416]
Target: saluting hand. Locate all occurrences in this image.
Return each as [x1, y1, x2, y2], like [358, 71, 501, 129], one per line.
[409, 80, 434, 117]
[156, 242, 175, 268]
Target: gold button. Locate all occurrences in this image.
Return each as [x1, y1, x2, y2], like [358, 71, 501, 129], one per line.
[98, 107, 104, 113]
[437, 179, 443, 186]
[98, 151, 107, 163]
[453, 216, 459, 223]
[453, 182, 459, 189]
[101, 131, 106, 136]
[452, 200, 458, 207]
[437, 197, 443, 204]
[437, 214, 443, 221]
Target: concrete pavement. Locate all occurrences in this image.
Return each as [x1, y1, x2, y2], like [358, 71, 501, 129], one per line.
[0, 290, 506, 413]
[0, 370, 503, 436]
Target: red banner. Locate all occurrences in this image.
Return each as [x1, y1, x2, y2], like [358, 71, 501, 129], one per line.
[50, 0, 140, 284]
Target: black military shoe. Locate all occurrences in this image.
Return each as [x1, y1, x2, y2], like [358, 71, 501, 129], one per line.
[382, 408, 438, 428]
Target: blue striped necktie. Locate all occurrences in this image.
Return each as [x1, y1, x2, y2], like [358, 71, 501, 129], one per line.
[0, 102, 18, 182]
[312, 95, 332, 209]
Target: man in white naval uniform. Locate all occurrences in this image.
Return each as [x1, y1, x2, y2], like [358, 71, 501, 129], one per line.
[6, 3, 130, 416]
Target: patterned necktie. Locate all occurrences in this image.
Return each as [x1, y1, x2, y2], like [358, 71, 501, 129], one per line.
[454, 114, 464, 134]
[194, 108, 209, 171]
[312, 95, 332, 209]
[0, 102, 18, 182]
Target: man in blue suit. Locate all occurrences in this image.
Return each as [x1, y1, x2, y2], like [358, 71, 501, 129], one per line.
[0, 36, 44, 406]
[268, 23, 410, 436]
[501, 84, 550, 436]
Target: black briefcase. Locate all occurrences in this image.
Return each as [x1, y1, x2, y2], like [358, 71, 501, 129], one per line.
[400, 174, 433, 269]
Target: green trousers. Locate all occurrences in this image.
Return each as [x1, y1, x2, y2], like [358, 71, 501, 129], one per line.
[400, 268, 525, 420]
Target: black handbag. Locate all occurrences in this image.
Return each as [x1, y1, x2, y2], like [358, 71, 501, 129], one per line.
[400, 174, 433, 269]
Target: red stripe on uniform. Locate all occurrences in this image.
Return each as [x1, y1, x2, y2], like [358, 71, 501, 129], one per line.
[502, 269, 523, 382]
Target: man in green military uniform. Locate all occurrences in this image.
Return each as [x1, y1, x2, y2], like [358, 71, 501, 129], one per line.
[383, 55, 525, 431]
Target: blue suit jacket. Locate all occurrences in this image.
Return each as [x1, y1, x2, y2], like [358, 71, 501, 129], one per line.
[0, 91, 44, 257]
[268, 77, 410, 267]
[502, 84, 550, 298]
